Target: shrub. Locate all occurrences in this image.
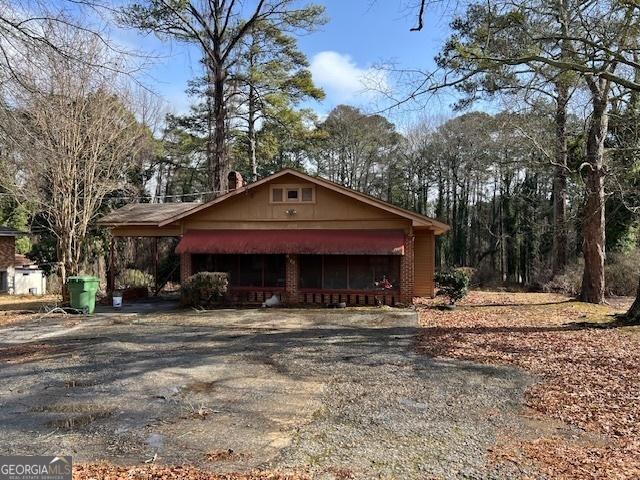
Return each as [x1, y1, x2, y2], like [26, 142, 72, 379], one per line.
[606, 250, 640, 296]
[544, 250, 640, 297]
[435, 268, 470, 305]
[181, 271, 229, 307]
[117, 269, 153, 290]
[543, 261, 583, 296]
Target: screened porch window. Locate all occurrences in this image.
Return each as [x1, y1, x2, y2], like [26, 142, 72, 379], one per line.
[191, 254, 286, 288]
[299, 255, 400, 291]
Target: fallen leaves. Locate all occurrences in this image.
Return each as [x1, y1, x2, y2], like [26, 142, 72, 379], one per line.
[0, 342, 71, 363]
[205, 449, 247, 462]
[493, 437, 640, 480]
[0, 310, 38, 327]
[0, 294, 60, 314]
[73, 464, 310, 480]
[417, 291, 640, 479]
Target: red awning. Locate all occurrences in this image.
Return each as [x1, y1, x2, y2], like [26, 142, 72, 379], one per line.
[176, 229, 405, 255]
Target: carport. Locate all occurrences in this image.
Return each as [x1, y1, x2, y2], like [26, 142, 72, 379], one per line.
[99, 202, 197, 296]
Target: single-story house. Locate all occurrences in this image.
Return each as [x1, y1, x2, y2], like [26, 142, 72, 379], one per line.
[99, 169, 449, 305]
[0, 226, 46, 295]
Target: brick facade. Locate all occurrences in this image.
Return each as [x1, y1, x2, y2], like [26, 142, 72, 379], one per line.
[284, 254, 299, 304]
[180, 252, 192, 282]
[0, 236, 15, 270]
[399, 233, 415, 304]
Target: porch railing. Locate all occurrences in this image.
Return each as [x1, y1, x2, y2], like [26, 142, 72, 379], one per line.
[299, 289, 399, 306]
[227, 287, 285, 305]
[225, 287, 399, 306]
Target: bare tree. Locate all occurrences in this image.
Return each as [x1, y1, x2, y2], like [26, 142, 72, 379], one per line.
[0, 23, 147, 287]
[0, 0, 146, 88]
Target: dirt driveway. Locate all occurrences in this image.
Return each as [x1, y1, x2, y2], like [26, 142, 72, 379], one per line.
[0, 307, 546, 479]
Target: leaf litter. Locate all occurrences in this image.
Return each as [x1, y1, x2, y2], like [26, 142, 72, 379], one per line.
[416, 291, 640, 479]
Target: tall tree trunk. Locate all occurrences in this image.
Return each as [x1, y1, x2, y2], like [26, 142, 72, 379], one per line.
[435, 173, 445, 269]
[626, 277, 640, 323]
[552, 80, 569, 275]
[580, 92, 608, 304]
[207, 54, 227, 195]
[553, 0, 572, 276]
[491, 178, 497, 272]
[248, 83, 258, 182]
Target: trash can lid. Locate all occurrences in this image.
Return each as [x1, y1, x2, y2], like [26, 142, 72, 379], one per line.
[67, 275, 100, 283]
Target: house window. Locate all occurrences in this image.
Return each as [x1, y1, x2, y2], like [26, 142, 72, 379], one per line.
[323, 256, 348, 289]
[270, 185, 315, 204]
[299, 255, 322, 289]
[299, 255, 400, 291]
[191, 254, 285, 288]
[238, 255, 263, 286]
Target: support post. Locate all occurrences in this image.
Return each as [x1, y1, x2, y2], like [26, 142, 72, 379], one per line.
[399, 232, 415, 305]
[284, 254, 299, 305]
[153, 237, 159, 296]
[107, 236, 115, 295]
[180, 253, 192, 283]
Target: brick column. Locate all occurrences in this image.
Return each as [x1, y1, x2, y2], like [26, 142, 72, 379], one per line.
[180, 252, 192, 283]
[399, 233, 415, 305]
[284, 254, 299, 305]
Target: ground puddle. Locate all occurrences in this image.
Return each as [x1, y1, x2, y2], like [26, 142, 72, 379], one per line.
[33, 403, 113, 430]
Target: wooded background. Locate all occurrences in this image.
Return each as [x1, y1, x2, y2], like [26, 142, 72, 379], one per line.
[0, 0, 638, 317]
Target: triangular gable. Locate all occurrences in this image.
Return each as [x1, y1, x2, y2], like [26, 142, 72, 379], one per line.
[158, 169, 450, 234]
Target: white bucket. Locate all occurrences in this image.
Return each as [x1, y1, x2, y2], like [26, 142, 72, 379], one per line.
[112, 296, 123, 308]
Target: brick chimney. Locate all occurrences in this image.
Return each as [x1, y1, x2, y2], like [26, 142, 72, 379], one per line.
[227, 171, 244, 191]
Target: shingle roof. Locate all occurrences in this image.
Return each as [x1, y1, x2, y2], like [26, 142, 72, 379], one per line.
[97, 169, 450, 235]
[98, 203, 199, 226]
[14, 254, 36, 267]
[158, 169, 451, 234]
[0, 225, 24, 236]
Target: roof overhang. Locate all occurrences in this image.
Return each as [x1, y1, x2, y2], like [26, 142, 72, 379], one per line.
[176, 229, 406, 255]
[98, 203, 199, 227]
[0, 226, 27, 237]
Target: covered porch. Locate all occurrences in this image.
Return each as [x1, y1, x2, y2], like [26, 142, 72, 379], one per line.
[187, 252, 403, 306]
[178, 229, 412, 306]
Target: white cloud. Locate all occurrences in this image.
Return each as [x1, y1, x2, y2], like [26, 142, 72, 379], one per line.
[309, 51, 388, 106]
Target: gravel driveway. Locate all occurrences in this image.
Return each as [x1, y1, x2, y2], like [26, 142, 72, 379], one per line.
[0, 307, 540, 479]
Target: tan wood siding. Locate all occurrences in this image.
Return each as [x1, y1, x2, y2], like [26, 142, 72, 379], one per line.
[182, 173, 406, 230]
[110, 225, 182, 237]
[414, 229, 435, 297]
[182, 219, 410, 231]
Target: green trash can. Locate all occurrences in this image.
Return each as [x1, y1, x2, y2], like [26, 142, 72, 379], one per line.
[67, 275, 100, 314]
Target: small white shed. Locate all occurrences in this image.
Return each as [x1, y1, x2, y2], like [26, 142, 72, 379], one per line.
[13, 265, 47, 295]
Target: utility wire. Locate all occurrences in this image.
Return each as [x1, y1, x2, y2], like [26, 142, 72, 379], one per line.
[0, 190, 226, 201]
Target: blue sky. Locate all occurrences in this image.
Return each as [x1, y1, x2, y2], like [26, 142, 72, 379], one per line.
[115, 1, 454, 120]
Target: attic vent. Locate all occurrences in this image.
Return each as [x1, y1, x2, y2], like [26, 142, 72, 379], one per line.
[270, 184, 315, 204]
